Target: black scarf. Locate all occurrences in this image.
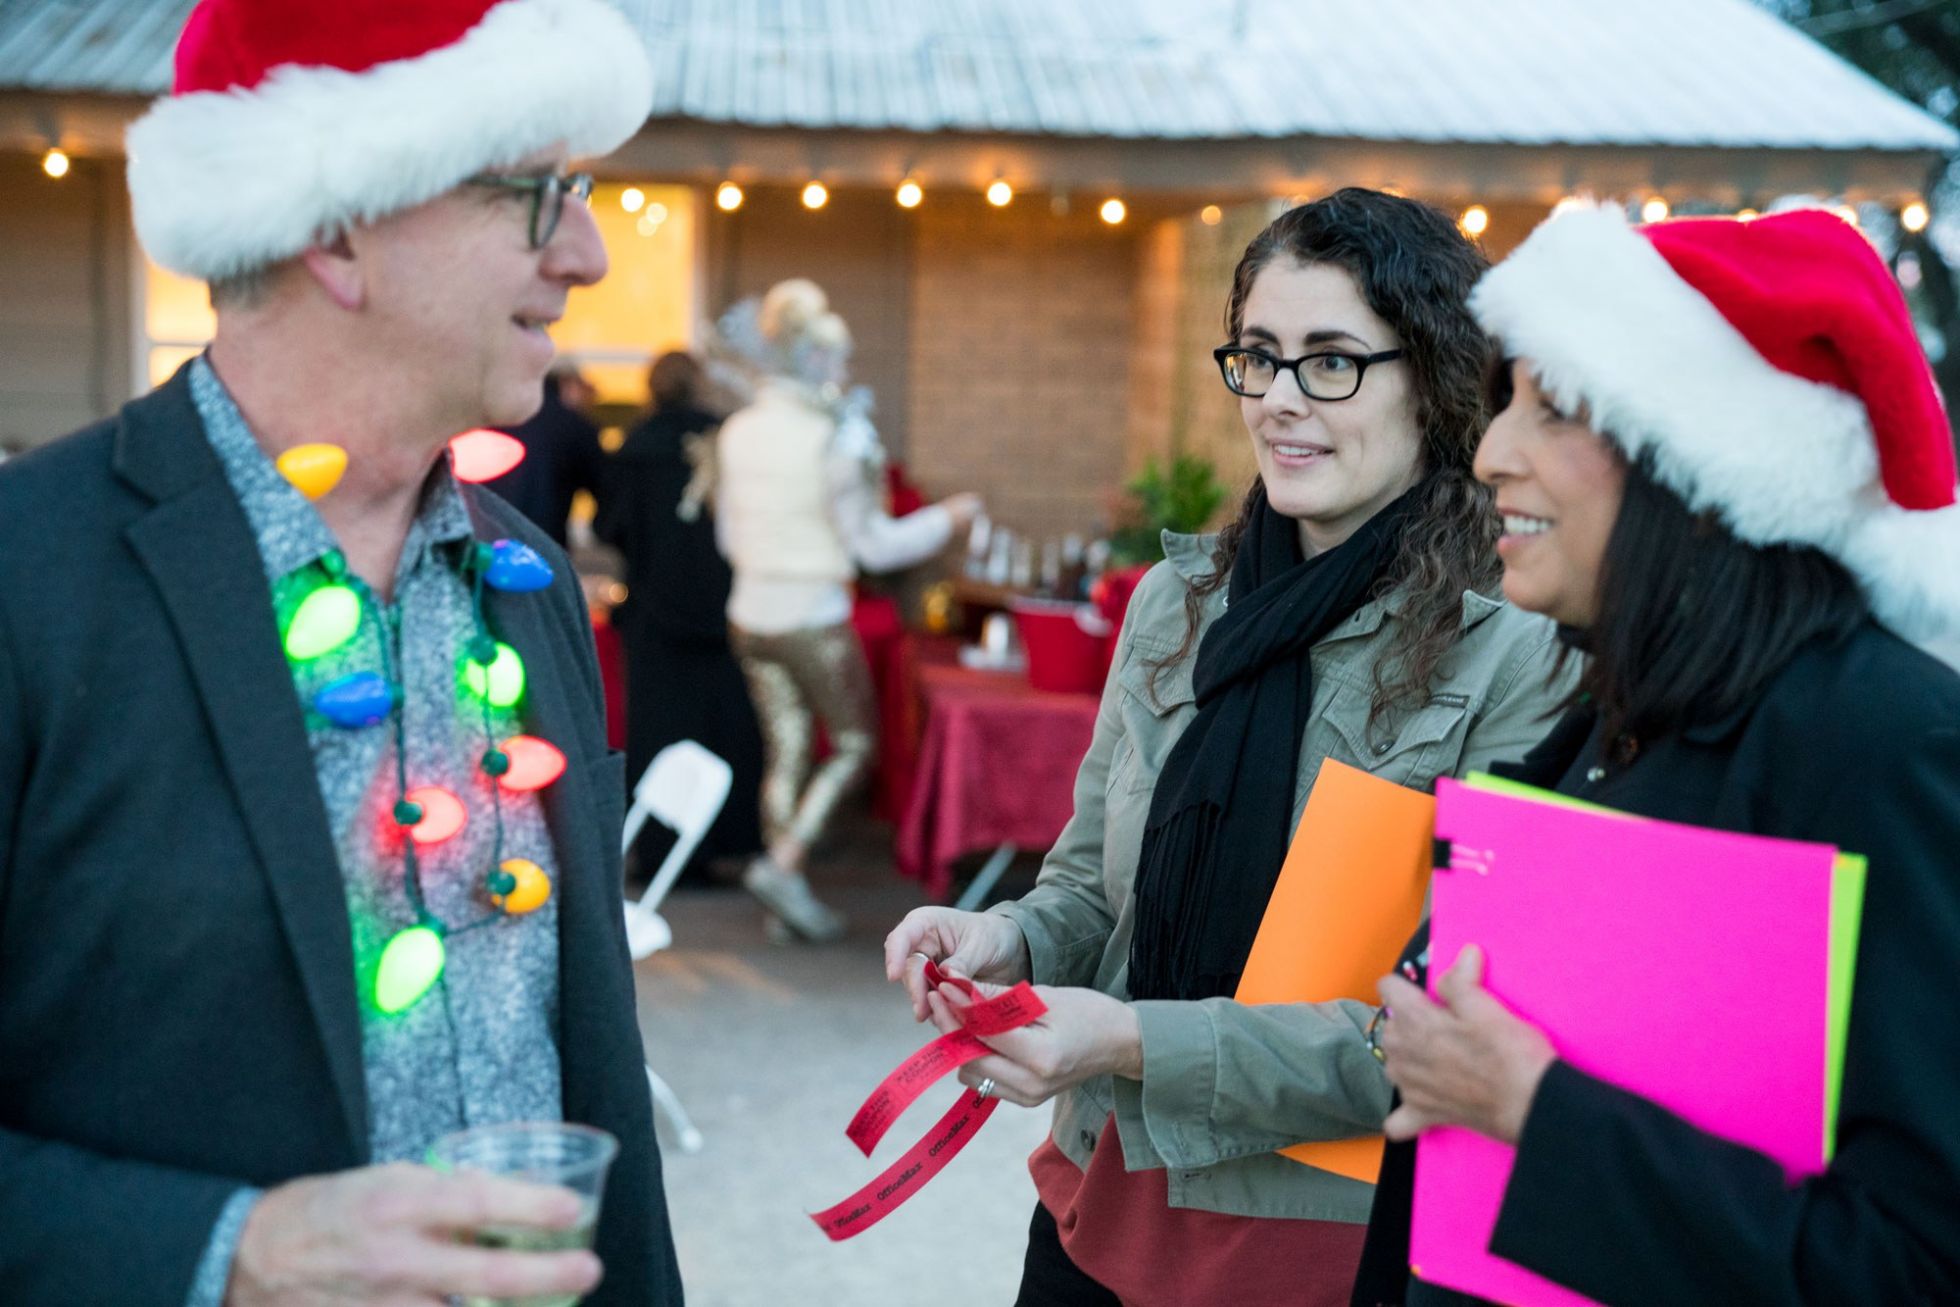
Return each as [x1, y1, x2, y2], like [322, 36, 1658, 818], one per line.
[1126, 481, 1423, 1002]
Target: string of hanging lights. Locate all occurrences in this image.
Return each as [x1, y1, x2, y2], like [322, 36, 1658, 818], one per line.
[272, 432, 569, 1016]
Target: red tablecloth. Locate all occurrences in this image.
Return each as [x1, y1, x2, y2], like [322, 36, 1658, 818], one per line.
[853, 594, 912, 822]
[592, 618, 627, 751]
[893, 655, 1100, 901]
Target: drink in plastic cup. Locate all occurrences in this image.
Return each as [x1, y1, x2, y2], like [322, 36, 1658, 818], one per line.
[428, 1121, 619, 1307]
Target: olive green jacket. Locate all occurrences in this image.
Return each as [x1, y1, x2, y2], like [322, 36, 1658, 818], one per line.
[991, 530, 1579, 1222]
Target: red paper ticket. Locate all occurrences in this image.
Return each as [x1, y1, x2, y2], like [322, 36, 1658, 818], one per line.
[812, 1088, 999, 1241]
[813, 964, 1049, 1240]
[954, 983, 1046, 1037]
[921, 959, 971, 995]
[845, 1029, 989, 1155]
[921, 960, 1048, 1036]
[844, 981, 1047, 1155]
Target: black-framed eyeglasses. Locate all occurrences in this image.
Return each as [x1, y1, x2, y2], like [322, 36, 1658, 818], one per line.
[465, 170, 595, 249]
[1213, 345, 1405, 401]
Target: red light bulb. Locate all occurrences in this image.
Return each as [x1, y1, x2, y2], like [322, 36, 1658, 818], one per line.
[448, 429, 525, 483]
[497, 736, 567, 792]
[402, 786, 467, 844]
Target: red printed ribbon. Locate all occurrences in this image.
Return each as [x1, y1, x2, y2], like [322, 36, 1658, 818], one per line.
[811, 963, 1047, 1241]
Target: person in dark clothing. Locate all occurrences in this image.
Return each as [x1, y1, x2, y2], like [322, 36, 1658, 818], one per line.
[595, 351, 765, 883]
[487, 363, 607, 547]
[1354, 206, 1960, 1305]
[0, 1, 682, 1304]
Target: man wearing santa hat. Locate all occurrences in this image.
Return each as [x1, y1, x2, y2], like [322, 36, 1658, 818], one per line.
[0, 1, 682, 1303]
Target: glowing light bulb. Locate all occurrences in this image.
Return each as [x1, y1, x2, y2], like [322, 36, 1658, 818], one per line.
[1736, 208, 1759, 220]
[801, 181, 828, 209]
[1641, 196, 1670, 223]
[896, 179, 923, 209]
[448, 429, 526, 483]
[716, 181, 744, 212]
[497, 736, 567, 792]
[1199, 204, 1222, 226]
[42, 148, 69, 179]
[1833, 204, 1859, 228]
[275, 443, 348, 501]
[1459, 205, 1489, 237]
[375, 925, 445, 1013]
[315, 671, 395, 729]
[620, 186, 645, 213]
[1099, 198, 1126, 225]
[484, 539, 554, 592]
[1552, 196, 1586, 217]
[986, 180, 1013, 207]
[402, 785, 467, 844]
[463, 642, 526, 708]
[1902, 200, 1930, 233]
[284, 584, 360, 660]
[492, 858, 552, 914]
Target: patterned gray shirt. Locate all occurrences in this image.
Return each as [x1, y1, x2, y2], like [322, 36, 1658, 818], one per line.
[185, 356, 564, 1303]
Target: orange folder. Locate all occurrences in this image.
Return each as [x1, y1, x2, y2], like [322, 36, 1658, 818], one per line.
[1233, 758, 1436, 1182]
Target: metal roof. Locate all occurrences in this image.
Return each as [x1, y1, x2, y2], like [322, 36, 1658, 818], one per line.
[3, 0, 1954, 153]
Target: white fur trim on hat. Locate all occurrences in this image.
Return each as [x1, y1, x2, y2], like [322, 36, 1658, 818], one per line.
[126, 0, 652, 282]
[1471, 205, 1960, 642]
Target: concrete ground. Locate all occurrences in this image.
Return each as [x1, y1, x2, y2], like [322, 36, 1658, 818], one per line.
[631, 821, 1051, 1306]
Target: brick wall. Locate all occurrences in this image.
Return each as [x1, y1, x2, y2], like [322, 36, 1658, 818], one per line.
[1144, 202, 1274, 531]
[0, 153, 132, 451]
[905, 193, 1138, 545]
[702, 185, 914, 457]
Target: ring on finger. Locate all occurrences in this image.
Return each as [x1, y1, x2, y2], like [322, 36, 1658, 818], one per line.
[977, 1076, 996, 1099]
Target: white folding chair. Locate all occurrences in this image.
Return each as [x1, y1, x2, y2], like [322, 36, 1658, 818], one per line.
[621, 740, 734, 958]
[620, 739, 732, 1155]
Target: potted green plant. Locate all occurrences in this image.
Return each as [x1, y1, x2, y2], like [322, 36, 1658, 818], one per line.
[1109, 454, 1226, 565]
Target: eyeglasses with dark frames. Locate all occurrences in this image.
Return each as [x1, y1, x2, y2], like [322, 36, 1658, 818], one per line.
[1212, 344, 1405, 401]
[465, 170, 595, 249]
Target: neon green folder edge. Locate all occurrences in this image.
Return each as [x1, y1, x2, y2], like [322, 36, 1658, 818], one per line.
[1463, 773, 1866, 1160]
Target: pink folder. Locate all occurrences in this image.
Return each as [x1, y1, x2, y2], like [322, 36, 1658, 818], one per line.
[1412, 778, 1848, 1306]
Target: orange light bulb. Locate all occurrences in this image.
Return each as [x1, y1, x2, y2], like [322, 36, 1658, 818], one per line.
[494, 858, 552, 914]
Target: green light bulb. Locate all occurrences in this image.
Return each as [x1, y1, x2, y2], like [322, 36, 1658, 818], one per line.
[462, 641, 526, 707]
[284, 583, 360, 660]
[375, 925, 445, 1013]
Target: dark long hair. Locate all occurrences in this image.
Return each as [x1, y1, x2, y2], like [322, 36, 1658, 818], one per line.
[1156, 188, 1499, 722]
[648, 351, 707, 414]
[1577, 452, 1869, 755]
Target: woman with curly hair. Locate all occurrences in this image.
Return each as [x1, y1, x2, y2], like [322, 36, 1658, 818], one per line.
[883, 189, 1576, 1305]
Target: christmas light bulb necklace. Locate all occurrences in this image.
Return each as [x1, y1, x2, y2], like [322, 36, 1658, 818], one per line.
[278, 433, 565, 1015]
[285, 538, 562, 1016]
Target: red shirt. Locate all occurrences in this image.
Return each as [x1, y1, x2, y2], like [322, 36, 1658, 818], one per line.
[1031, 1116, 1367, 1307]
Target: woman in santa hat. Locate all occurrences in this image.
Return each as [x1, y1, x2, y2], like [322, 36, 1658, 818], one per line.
[1355, 205, 1960, 1305]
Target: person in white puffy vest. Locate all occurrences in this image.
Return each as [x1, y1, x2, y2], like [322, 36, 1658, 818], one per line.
[713, 279, 982, 940]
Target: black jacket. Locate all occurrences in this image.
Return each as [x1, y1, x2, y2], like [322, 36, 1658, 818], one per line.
[1358, 623, 1960, 1306]
[487, 378, 607, 547]
[594, 405, 766, 869]
[0, 367, 682, 1305]
[595, 406, 728, 647]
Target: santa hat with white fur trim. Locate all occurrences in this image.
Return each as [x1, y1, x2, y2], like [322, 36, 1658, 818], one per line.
[1471, 204, 1960, 642]
[126, 0, 652, 282]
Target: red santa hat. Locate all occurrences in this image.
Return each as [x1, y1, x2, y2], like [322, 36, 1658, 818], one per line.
[126, 0, 652, 282]
[1471, 203, 1960, 642]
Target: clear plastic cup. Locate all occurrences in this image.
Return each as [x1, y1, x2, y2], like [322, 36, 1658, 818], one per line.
[428, 1121, 619, 1307]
